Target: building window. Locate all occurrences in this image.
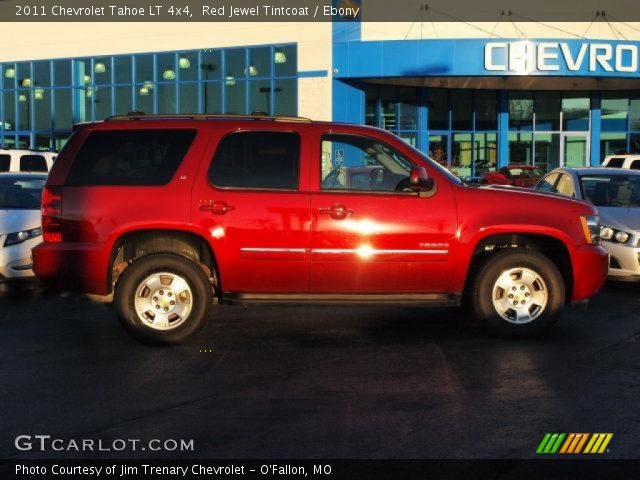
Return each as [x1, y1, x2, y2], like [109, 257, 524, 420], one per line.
[365, 86, 499, 179]
[0, 44, 298, 150]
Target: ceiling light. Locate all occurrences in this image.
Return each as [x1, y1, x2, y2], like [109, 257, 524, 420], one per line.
[274, 50, 287, 64]
[244, 65, 258, 76]
[178, 57, 191, 69]
[4, 67, 15, 79]
[83, 75, 92, 85]
[21, 78, 32, 87]
[143, 80, 154, 90]
[162, 68, 176, 80]
[94, 62, 106, 73]
[225, 76, 236, 86]
[34, 88, 44, 100]
[18, 94, 27, 103]
[139, 86, 150, 96]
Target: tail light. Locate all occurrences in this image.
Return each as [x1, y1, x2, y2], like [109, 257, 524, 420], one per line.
[42, 186, 63, 243]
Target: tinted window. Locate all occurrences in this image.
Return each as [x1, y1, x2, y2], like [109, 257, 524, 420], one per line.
[605, 158, 625, 168]
[209, 131, 300, 190]
[556, 174, 575, 197]
[0, 176, 46, 209]
[630, 160, 640, 170]
[0, 154, 10, 172]
[320, 134, 412, 192]
[66, 130, 196, 186]
[20, 155, 48, 172]
[536, 173, 559, 193]
[580, 175, 640, 207]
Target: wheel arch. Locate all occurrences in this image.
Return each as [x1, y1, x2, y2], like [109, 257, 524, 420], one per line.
[463, 232, 574, 305]
[108, 229, 219, 296]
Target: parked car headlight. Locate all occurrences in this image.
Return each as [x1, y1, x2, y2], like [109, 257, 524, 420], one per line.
[580, 215, 601, 245]
[600, 225, 631, 244]
[3, 227, 42, 247]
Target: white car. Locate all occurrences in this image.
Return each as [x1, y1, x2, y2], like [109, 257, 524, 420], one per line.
[601, 154, 640, 170]
[0, 174, 46, 280]
[535, 167, 640, 282]
[0, 149, 56, 173]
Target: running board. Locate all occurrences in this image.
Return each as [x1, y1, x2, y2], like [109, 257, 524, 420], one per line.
[223, 292, 461, 306]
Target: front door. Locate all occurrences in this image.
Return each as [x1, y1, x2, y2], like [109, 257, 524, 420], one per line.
[310, 132, 458, 293]
[561, 133, 589, 168]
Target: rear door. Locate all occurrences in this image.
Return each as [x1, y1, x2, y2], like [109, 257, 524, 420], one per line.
[191, 127, 311, 293]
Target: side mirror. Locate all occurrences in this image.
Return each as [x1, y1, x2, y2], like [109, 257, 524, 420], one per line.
[409, 166, 435, 193]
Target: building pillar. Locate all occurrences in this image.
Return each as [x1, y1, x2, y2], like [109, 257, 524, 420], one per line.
[497, 90, 509, 168]
[590, 92, 601, 166]
[332, 79, 364, 124]
[419, 88, 429, 153]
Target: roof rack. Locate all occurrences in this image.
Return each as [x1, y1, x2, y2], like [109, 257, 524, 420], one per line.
[104, 112, 312, 123]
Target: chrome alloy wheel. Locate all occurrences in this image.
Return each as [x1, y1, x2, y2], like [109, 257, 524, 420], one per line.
[134, 272, 193, 330]
[491, 267, 548, 324]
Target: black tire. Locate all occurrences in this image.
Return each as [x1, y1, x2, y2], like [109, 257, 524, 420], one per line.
[115, 253, 213, 345]
[470, 249, 565, 337]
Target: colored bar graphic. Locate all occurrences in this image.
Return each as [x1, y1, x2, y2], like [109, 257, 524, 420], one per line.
[573, 433, 589, 454]
[536, 433, 552, 454]
[543, 434, 559, 453]
[597, 434, 613, 453]
[537, 433, 612, 454]
[559, 434, 575, 453]
[550, 433, 565, 453]
[583, 434, 599, 453]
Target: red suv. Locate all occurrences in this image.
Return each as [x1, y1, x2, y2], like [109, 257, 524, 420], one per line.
[33, 114, 608, 343]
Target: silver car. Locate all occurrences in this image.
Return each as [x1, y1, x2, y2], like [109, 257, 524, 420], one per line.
[536, 167, 640, 282]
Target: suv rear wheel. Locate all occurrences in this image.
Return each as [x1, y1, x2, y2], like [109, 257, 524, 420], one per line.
[115, 253, 213, 344]
[471, 249, 565, 337]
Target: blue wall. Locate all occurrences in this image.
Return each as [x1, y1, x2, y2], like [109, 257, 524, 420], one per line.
[334, 39, 640, 79]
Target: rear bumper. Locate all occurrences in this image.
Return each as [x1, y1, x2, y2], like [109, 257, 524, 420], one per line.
[571, 244, 609, 302]
[32, 242, 110, 295]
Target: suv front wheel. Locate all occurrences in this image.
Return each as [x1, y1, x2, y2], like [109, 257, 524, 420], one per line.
[471, 250, 565, 337]
[115, 253, 213, 344]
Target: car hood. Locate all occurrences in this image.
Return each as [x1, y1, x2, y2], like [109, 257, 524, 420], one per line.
[598, 207, 640, 233]
[0, 209, 41, 236]
[480, 184, 591, 206]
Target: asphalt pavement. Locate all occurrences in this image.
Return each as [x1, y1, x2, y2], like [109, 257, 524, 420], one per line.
[0, 280, 639, 459]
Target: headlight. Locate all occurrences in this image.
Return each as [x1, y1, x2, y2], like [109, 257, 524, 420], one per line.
[600, 225, 631, 244]
[580, 215, 601, 245]
[3, 227, 42, 247]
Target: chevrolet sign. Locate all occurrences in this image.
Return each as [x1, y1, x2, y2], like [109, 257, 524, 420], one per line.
[484, 41, 639, 74]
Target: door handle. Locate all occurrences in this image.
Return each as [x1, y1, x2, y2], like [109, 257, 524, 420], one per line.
[199, 201, 235, 215]
[319, 204, 353, 219]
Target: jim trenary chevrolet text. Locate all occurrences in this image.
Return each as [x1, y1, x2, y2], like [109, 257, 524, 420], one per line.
[32, 113, 609, 344]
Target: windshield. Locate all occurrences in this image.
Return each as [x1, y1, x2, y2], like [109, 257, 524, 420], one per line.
[579, 174, 640, 208]
[405, 143, 462, 185]
[506, 167, 544, 178]
[0, 176, 46, 209]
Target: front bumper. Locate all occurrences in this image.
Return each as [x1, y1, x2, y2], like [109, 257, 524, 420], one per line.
[0, 235, 42, 280]
[604, 240, 640, 282]
[571, 244, 609, 302]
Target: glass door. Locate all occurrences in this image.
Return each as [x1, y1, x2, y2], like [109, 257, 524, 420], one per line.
[561, 133, 589, 168]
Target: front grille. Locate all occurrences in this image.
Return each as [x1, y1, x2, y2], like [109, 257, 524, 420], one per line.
[610, 256, 622, 269]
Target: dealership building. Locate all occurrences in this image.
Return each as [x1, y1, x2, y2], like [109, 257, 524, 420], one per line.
[1, 14, 640, 177]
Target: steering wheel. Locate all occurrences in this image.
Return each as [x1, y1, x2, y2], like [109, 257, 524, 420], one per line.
[321, 168, 342, 188]
[394, 176, 413, 192]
